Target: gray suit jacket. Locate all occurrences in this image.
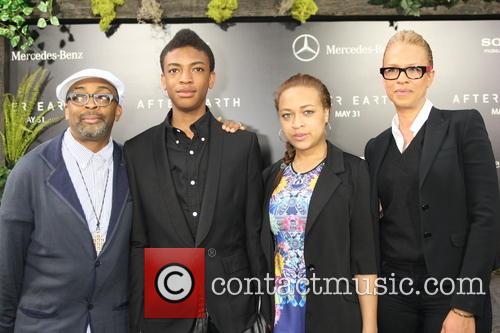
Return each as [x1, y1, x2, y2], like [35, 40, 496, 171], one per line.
[0, 132, 132, 333]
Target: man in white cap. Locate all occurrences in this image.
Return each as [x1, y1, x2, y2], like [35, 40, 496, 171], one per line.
[0, 68, 132, 333]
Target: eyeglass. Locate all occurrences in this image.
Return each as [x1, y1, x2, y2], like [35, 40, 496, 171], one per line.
[66, 92, 118, 107]
[379, 66, 433, 80]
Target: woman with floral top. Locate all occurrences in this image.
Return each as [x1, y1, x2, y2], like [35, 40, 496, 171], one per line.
[260, 73, 378, 333]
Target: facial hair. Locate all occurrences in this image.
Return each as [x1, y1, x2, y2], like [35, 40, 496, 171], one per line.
[76, 111, 111, 139]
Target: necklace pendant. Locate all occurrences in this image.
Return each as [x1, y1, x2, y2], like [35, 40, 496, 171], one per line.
[92, 230, 105, 254]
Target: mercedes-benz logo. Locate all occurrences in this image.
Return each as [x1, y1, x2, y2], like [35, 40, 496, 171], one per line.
[293, 34, 320, 62]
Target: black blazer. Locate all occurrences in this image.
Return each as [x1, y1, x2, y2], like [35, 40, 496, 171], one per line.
[124, 112, 267, 333]
[261, 142, 377, 333]
[364, 107, 500, 317]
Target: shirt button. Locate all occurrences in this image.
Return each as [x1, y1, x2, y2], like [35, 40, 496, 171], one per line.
[189, 150, 194, 155]
[175, 140, 179, 144]
[95, 260, 101, 267]
[176, 129, 181, 133]
[201, 137, 206, 142]
[190, 180, 196, 186]
[192, 212, 198, 217]
[421, 204, 430, 211]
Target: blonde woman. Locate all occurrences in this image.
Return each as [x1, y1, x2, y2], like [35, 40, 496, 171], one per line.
[365, 31, 499, 333]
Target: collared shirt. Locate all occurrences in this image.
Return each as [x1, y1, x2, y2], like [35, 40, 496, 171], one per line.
[62, 128, 114, 246]
[391, 99, 433, 153]
[62, 129, 114, 333]
[165, 110, 210, 238]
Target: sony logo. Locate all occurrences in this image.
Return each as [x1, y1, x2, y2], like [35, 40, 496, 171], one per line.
[481, 38, 500, 47]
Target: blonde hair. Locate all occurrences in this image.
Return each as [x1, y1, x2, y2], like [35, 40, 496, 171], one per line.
[384, 30, 433, 66]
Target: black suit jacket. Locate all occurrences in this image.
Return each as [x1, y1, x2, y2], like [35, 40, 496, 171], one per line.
[364, 107, 500, 317]
[261, 142, 377, 333]
[124, 112, 267, 333]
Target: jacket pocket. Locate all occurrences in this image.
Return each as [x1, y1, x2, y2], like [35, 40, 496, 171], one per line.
[436, 145, 458, 160]
[450, 232, 467, 247]
[19, 307, 58, 319]
[112, 301, 129, 311]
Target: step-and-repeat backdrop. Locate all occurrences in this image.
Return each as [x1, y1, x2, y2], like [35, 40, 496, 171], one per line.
[7, 21, 500, 180]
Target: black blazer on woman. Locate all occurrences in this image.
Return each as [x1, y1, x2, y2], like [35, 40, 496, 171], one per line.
[364, 108, 500, 318]
[260, 141, 378, 333]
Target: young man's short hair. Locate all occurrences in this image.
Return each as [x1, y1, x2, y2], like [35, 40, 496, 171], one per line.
[159, 29, 215, 72]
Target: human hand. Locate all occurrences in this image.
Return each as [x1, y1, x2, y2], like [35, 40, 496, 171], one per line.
[217, 116, 246, 133]
[440, 309, 475, 333]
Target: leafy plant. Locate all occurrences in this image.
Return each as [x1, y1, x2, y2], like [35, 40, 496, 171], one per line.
[1, 68, 63, 169]
[278, 0, 318, 23]
[290, 0, 318, 23]
[137, 0, 163, 24]
[206, 0, 238, 24]
[0, 166, 11, 200]
[0, 0, 59, 51]
[91, 0, 125, 32]
[368, 0, 500, 16]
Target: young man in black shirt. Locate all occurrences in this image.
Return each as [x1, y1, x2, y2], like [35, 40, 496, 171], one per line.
[125, 29, 267, 333]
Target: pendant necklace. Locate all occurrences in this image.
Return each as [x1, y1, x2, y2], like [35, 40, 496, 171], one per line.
[75, 159, 110, 254]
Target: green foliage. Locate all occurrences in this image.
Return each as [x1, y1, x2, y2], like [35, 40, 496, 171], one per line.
[290, 0, 318, 23]
[0, 166, 10, 201]
[1, 68, 63, 169]
[0, 0, 59, 51]
[366, 0, 490, 16]
[91, 0, 125, 32]
[400, 0, 422, 16]
[278, 0, 317, 23]
[206, 0, 238, 24]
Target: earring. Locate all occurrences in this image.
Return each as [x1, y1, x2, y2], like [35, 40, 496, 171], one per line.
[325, 122, 332, 137]
[278, 129, 286, 143]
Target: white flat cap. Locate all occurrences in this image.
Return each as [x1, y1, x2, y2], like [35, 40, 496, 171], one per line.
[56, 68, 125, 104]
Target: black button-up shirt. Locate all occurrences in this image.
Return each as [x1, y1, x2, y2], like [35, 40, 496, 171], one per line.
[165, 110, 210, 238]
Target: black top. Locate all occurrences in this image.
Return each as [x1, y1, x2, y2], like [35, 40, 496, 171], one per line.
[165, 110, 210, 237]
[378, 124, 426, 264]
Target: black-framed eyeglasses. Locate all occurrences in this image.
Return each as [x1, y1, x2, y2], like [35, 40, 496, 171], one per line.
[379, 66, 433, 80]
[66, 92, 118, 107]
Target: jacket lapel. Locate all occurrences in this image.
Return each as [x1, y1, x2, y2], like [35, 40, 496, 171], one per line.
[153, 122, 195, 247]
[419, 107, 449, 188]
[261, 163, 281, 269]
[366, 129, 391, 219]
[195, 114, 222, 246]
[305, 142, 344, 235]
[42, 132, 86, 224]
[102, 143, 130, 253]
